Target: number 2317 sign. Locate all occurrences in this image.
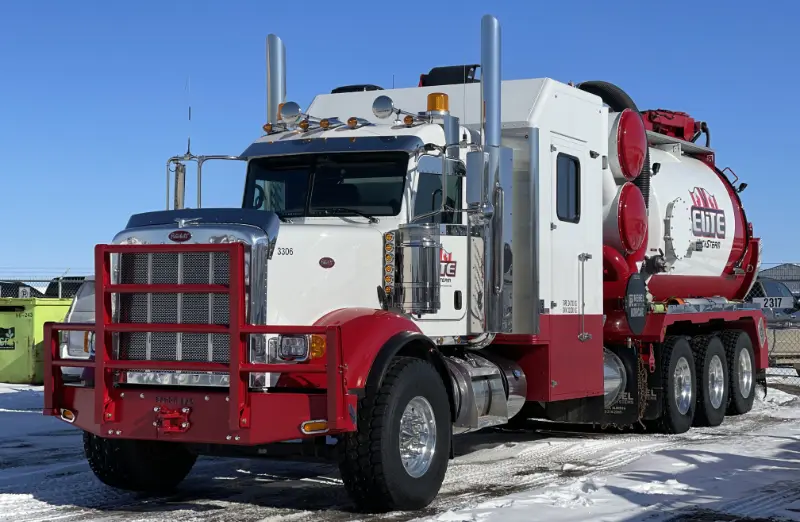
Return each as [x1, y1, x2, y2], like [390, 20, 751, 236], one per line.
[753, 296, 794, 309]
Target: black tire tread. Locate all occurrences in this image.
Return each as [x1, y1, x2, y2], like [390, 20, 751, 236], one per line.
[722, 329, 756, 416]
[339, 356, 444, 512]
[690, 335, 727, 427]
[83, 432, 197, 492]
[655, 335, 695, 434]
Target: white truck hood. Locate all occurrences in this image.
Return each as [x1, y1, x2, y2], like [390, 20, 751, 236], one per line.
[266, 223, 384, 326]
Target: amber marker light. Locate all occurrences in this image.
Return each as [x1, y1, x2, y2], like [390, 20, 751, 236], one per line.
[427, 92, 449, 112]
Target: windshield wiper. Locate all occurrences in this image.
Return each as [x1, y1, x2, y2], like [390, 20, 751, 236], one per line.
[275, 210, 303, 223]
[313, 207, 378, 224]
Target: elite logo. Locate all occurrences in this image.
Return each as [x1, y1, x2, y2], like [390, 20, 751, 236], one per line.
[689, 187, 726, 240]
[440, 249, 457, 277]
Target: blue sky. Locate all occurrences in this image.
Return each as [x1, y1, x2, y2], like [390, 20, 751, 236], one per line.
[1, 1, 796, 276]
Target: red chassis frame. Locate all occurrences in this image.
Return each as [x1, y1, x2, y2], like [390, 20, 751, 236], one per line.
[42, 243, 357, 445]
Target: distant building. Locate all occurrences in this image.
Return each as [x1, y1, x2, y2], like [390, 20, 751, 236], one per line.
[760, 263, 800, 295]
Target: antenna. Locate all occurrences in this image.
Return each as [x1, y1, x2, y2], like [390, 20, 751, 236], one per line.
[463, 65, 467, 140]
[392, 74, 395, 89]
[185, 75, 192, 155]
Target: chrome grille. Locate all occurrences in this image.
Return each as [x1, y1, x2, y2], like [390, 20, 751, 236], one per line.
[118, 251, 230, 363]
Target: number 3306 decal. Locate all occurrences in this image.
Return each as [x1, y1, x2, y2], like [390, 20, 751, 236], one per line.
[276, 247, 294, 256]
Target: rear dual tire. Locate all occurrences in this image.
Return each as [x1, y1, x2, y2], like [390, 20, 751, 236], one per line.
[723, 330, 756, 416]
[691, 335, 728, 427]
[656, 336, 697, 434]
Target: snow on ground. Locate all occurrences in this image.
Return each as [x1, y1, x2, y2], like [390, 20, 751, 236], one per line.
[0, 384, 799, 522]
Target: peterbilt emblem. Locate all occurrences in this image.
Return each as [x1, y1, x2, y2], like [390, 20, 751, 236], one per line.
[319, 257, 335, 269]
[168, 230, 192, 242]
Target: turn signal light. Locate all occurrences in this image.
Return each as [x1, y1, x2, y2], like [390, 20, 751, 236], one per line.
[300, 420, 329, 434]
[427, 92, 449, 112]
[299, 119, 310, 131]
[403, 114, 414, 126]
[263, 123, 273, 133]
[347, 117, 358, 129]
[309, 334, 326, 360]
[320, 119, 330, 129]
[60, 409, 76, 423]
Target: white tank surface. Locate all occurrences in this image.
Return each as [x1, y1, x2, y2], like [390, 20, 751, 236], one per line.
[646, 147, 740, 276]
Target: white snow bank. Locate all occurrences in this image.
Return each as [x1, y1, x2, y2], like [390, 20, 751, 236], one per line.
[422, 391, 800, 522]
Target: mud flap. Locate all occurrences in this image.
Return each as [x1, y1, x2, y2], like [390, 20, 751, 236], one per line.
[643, 342, 664, 421]
[756, 368, 768, 400]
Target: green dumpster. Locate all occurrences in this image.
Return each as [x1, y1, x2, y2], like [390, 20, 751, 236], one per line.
[0, 297, 73, 384]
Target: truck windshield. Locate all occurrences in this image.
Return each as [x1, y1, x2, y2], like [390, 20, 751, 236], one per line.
[243, 151, 408, 218]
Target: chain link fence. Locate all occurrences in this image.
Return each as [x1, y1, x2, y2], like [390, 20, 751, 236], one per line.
[752, 263, 800, 389]
[0, 272, 90, 299]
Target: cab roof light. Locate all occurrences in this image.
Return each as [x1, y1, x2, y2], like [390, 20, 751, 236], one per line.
[427, 92, 449, 114]
[262, 122, 288, 135]
[319, 117, 345, 130]
[346, 117, 372, 130]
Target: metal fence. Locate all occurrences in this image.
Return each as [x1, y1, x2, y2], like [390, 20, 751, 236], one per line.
[0, 275, 89, 299]
[756, 263, 800, 388]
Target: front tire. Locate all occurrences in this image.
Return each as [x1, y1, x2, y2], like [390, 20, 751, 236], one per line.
[723, 330, 756, 415]
[338, 357, 451, 512]
[691, 335, 728, 427]
[83, 432, 197, 492]
[656, 336, 696, 434]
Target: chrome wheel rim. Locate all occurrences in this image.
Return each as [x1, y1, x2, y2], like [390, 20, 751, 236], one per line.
[674, 356, 693, 415]
[739, 349, 753, 399]
[399, 396, 437, 478]
[708, 354, 725, 409]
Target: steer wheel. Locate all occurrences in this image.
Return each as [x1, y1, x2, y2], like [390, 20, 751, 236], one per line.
[83, 431, 197, 492]
[338, 357, 451, 513]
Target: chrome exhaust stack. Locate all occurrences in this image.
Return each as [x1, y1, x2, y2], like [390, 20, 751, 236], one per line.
[266, 34, 287, 126]
[465, 14, 514, 336]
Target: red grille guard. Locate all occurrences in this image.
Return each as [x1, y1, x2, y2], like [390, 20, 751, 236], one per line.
[43, 243, 356, 445]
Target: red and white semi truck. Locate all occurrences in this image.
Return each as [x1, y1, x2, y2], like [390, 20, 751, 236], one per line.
[44, 14, 768, 512]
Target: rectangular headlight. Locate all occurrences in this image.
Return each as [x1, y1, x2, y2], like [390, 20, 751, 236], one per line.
[276, 335, 309, 362]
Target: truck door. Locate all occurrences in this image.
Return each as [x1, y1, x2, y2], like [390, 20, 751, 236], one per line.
[412, 156, 467, 323]
[547, 134, 603, 398]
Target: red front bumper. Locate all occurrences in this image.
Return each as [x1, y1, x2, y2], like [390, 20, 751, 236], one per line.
[43, 242, 357, 445]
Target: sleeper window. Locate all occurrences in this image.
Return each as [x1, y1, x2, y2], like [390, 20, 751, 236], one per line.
[556, 153, 580, 223]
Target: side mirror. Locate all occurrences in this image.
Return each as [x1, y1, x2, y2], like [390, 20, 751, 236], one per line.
[465, 151, 488, 208]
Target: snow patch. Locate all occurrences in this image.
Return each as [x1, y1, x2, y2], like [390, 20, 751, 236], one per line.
[631, 478, 696, 495]
[760, 387, 797, 406]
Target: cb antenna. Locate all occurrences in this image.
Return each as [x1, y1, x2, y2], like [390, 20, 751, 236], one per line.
[185, 75, 192, 156]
